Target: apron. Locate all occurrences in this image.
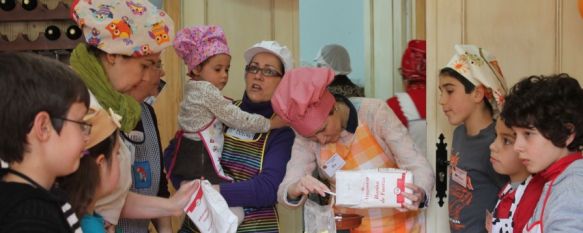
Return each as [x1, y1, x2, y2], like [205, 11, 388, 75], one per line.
[491, 176, 532, 233]
[221, 125, 280, 232]
[320, 122, 423, 233]
[118, 103, 163, 232]
[166, 118, 233, 182]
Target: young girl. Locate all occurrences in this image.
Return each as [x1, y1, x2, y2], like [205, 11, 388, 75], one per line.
[501, 74, 583, 232]
[487, 117, 539, 233]
[59, 109, 121, 233]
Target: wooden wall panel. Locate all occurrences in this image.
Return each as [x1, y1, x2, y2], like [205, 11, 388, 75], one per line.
[561, 0, 583, 80]
[207, 0, 273, 100]
[465, 0, 556, 85]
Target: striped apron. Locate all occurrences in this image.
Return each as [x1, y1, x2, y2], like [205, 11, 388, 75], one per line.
[220, 118, 280, 232]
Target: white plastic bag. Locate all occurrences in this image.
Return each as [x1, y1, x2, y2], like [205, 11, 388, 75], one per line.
[184, 180, 238, 233]
[304, 198, 336, 233]
[336, 168, 413, 208]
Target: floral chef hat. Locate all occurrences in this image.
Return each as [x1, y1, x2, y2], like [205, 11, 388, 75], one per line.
[445, 44, 508, 118]
[72, 0, 175, 57]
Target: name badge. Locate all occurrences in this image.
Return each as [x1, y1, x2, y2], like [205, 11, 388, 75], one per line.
[226, 128, 255, 140]
[452, 166, 468, 188]
[322, 153, 346, 177]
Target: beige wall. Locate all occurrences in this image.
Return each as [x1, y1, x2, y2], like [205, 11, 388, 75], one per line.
[426, 0, 583, 232]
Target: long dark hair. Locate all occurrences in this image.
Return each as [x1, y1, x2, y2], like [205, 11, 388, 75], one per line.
[59, 130, 118, 217]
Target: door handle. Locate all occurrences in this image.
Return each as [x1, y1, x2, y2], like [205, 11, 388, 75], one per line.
[435, 133, 449, 207]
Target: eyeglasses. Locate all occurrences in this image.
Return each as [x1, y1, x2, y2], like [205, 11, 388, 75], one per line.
[245, 65, 282, 77]
[52, 117, 92, 136]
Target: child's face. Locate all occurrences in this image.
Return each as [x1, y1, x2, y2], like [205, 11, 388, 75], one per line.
[193, 54, 231, 90]
[513, 126, 572, 173]
[438, 75, 477, 125]
[99, 137, 121, 196]
[489, 119, 526, 177]
[48, 102, 89, 177]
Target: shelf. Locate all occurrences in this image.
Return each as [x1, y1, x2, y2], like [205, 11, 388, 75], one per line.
[0, 1, 72, 22]
[0, 32, 83, 51]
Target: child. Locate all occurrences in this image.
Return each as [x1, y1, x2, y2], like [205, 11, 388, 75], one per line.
[59, 108, 122, 233]
[487, 117, 536, 233]
[439, 45, 509, 233]
[0, 53, 90, 232]
[170, 25, 284, 185]
[501, 74, 583, 232]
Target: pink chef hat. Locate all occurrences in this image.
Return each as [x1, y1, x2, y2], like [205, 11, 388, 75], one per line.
[272, 67, 336, 137]
[174, 25, 230, 73]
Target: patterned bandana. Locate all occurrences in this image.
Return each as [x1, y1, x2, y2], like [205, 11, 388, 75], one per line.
[72, 0, 175, 57]
[445, 44, 508, 118]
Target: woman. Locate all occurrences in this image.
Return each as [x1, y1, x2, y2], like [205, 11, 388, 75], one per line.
[273, 67, 435, 232]
[166, 40, 295, 232]
[69, 0, 195, 231]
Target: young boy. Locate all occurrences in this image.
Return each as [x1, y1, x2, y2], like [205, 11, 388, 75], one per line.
[501, 74, 583, 232]
[439, 45, 508, 233]
[0, 53, 90, 232]
[487, 118, 534, 233]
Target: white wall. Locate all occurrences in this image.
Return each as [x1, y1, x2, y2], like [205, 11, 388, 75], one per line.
[299, 0, 365, 87]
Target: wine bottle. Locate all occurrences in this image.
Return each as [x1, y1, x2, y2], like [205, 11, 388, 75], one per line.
[45, 25, 61, 41]
[21, 0, 37, 11]
[0, 0, 16, 11]
[65, 25, 82, 40]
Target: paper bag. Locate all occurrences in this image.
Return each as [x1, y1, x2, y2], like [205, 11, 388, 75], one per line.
[184, 180, 238, 233]
[335, 168, 413, 208]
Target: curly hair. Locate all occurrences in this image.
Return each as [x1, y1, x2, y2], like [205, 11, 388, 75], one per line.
[501, 74, 583, 151]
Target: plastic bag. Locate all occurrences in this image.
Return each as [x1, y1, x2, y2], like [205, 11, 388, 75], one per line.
[183, 180, 238, 233]
[304, 198, 336, 233]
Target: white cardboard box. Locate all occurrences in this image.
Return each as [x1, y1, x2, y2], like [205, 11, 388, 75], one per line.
[335, 168, 413, 208]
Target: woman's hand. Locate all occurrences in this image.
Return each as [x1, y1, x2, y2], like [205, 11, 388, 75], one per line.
[397, 183, 426, 212]
[287, 175, 330, 200]
[169, 180, 197, 216]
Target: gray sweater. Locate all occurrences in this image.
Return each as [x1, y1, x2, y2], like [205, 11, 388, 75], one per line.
[527, 159, 583, 232]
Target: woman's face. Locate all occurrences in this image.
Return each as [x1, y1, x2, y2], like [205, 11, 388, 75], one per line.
[245, 52, 284, 103]
[126, 59, 164, 102]
[308, 105, 344, 144]
[104, 52, 162, 94]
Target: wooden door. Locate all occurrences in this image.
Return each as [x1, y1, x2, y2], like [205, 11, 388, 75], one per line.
[425, 1, 583, 232]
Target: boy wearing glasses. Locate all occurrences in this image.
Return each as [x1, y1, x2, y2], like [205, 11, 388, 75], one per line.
[0, 53, 90, 232]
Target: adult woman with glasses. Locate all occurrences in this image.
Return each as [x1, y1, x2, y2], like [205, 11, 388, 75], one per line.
[69, 0, 196, 232]
[166, 40, 296, 233]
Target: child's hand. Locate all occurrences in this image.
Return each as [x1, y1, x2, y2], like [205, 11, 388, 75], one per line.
[270, 115, 288, 129]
